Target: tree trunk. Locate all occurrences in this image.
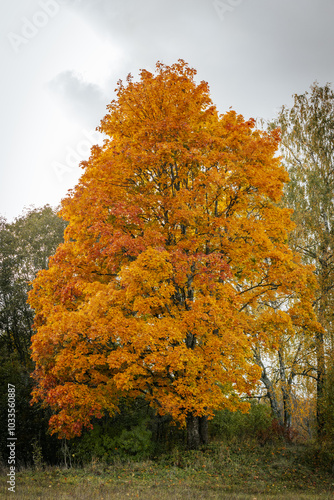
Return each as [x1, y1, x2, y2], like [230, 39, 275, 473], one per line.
[278, 346, 292, 429]
[282, 386, 292, 429]
[316, 328, 326, 436]
[315, 240, 330, 437]
[254, 347, 283, 425]
[316, 284, 327, 437]
[199, 416, 209, 445]
[186, 414, 209, 449]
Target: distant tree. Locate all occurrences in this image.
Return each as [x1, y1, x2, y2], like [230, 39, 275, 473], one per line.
[0, 205, 67, 364]
[0, 205, 66, 464]
[29, 61, 319, 449]
[253, 298, 318, 432]
[274, 82, 334, 435]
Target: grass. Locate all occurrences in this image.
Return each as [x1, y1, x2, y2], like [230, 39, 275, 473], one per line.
[1, 440, 333, 499]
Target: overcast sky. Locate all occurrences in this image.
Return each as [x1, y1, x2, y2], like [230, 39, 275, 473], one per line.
[2, 0, 334, 221]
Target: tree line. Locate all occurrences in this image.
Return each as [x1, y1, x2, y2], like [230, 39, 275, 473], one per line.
[1, 62, 333, 462]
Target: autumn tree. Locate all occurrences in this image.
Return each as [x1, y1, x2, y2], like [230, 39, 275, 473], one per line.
[29, 61, 319, 449]
[274, 82, 334, 435]
[253, 299, 317, 432]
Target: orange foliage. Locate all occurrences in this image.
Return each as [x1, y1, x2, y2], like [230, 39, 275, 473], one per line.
[28, 60, 319, 438]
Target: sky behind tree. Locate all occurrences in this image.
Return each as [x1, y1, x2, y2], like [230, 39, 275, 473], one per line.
[2, 0, 334, 220]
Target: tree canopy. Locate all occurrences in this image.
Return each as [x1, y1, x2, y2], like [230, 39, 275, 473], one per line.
[28, 61, 320, 448]
[0, 205, 66, 464]
[275, 82, 334, 434]
[0, 205, 66, 364]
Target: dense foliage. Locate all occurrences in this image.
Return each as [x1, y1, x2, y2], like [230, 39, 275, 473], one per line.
[0, 206, 67, 464]
[274, 83, 334, 434]
[28, 61, 319, 449]
[0, 68, 333, 466]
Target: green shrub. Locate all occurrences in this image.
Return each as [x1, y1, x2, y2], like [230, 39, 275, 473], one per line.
[0, 350, 62, 466]
[115, 423, 153, 456]
[300, 440, 334, 473]
[210, 402, 273, 441]
[72, 419, 153, 464]
[323, 363, 334, 440]
[70, 397, 155, 464]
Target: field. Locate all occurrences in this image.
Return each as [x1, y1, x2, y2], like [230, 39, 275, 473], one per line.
[1, 440, 333, 499]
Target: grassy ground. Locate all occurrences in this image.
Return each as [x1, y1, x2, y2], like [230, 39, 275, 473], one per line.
[1, 440, 333, 499]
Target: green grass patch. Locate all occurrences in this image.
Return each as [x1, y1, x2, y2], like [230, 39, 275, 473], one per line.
[1, 440, 333, 499]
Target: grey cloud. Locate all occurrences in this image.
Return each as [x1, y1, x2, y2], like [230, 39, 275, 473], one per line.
[51, 0, 334, 122]
[47, 71, 109, 127]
